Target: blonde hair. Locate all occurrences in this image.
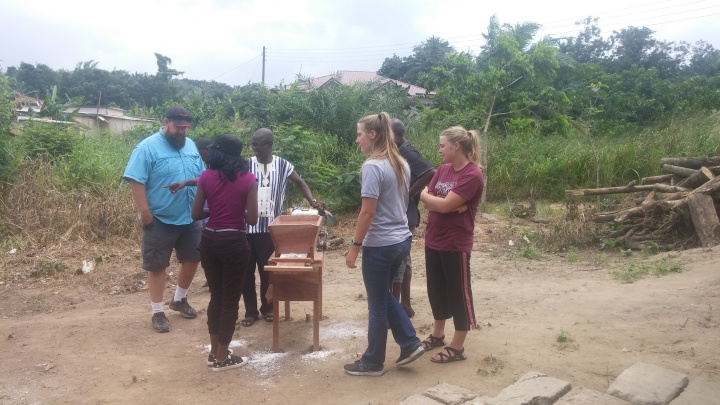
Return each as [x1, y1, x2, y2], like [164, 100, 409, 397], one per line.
[441, 126, 481, 166]
[358, 112, 407, 189]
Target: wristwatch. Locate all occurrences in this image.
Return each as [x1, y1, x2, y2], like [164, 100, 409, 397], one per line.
[351, 238, 362, 247]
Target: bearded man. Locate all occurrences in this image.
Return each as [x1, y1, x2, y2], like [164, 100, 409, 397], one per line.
[123, 106, 205, 333]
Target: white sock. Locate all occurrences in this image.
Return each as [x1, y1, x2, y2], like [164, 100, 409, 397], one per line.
[151, 301, 163, 315]
[174, 287, 188, 302]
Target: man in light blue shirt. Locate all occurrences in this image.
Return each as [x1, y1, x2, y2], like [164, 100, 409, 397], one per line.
[123, 106, 205, 333]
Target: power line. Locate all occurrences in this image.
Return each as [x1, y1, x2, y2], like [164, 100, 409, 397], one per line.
[269, 0, 716, 58]
[541, 4, 720, 32]
[540, 10, 720, 38]
[211, 53, 262, 81]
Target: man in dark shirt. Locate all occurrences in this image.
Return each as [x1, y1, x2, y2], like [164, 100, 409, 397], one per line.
[391, 118, 435, 317]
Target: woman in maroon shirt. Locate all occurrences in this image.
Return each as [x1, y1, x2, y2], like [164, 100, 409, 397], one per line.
[192, 134, 258, 371]
[420, 126, 485, 364]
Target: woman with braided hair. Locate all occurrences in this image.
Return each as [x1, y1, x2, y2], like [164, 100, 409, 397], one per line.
[192, 134, 258, 371]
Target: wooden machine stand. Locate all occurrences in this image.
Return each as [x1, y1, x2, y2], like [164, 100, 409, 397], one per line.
[264, 214, 324, 352]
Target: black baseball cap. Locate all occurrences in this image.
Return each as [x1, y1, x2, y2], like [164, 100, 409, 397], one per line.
[165, 106, 192, 127]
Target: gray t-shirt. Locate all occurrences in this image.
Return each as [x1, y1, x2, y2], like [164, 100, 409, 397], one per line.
[361, 158, 412, 247]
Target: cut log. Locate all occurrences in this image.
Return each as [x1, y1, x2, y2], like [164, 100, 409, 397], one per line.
[566, 183, 690, 196]
[592, 204, 653, 223]
[661, 157, 720, 170]
[662, 164, 696, 178]
[689, 173, 720, 196]
[687, 194, 720, 247]
[640, 174, 673, 185]
[676, 166, 714, 188]
[615, 206, 648, 222]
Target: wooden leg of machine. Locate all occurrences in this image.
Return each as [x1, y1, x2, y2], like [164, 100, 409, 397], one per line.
[272, 302, 280, 353]
[313, 299, 320, 351]
[284, 301, 290, 321]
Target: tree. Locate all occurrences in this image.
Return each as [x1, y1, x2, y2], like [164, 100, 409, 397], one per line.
[555, 17, 611, 64]
[686, 41, 720, 77]
[8, 62, 60, 98]
[377, 36, 454, 86]
[377, 55, 407, 81]
[421, 16, 568, 210]
[154, 53, 183, 82]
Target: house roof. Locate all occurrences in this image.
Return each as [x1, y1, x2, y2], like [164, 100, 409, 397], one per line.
[299, 71, 433, 97]
[63, 106, 154, 122]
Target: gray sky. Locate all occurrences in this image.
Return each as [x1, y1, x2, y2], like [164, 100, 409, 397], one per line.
[2, 0, 719, 87]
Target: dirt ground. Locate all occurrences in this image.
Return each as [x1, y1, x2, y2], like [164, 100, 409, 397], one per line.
[1, 214, 719, 405]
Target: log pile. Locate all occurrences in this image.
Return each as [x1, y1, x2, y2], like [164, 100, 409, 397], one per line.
[566, 157, 720, 250]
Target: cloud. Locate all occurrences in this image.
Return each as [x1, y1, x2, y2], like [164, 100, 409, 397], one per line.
[2, 0, 719, 87]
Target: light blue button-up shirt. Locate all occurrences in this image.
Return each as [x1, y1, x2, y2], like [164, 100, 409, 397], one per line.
[123, 130, 204, 225]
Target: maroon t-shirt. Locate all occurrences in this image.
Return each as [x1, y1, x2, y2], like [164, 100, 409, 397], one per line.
[197, 169, 257, 230]
[425, 163, 484, 252]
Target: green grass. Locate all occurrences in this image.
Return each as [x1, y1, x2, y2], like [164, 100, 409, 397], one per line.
[410, 110, 720, 201]
[613, 257, 682, 283]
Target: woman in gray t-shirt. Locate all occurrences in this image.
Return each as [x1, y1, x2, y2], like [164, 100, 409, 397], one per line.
[343, 112, 424, 377]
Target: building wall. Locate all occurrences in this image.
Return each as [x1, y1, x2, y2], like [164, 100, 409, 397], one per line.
[72, 116, 155, 134]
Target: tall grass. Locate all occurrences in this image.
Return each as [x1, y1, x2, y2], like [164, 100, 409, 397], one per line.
[408, 110, 720, 201]
[2, 109, 719, 247]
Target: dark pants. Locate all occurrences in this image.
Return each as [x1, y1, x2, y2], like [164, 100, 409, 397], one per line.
[242, 232, 275, 318]
[200, 230, 250, 345]
[425, 247, 477, 331]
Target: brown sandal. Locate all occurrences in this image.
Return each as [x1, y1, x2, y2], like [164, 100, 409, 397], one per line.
[421, 334, 446, 351]
[430, 347, 466, 363]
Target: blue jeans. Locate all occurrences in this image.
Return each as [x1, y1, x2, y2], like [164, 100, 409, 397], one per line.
[360, 237, 419, 368]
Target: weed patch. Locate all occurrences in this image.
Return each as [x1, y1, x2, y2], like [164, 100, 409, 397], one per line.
[554, 329, 579, 351]
[477, 354, 504, 376]
[613, 257, 682, 283]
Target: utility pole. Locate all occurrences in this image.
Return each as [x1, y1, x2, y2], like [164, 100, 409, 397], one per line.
[262, 46, 266, 86]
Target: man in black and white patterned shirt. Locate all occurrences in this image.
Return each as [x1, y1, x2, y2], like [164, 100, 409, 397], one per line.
[240, 128, 325, 327]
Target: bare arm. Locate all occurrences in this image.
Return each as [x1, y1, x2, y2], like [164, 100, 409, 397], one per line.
[164, 178, 198, 194]
[409, 169, 435, 197]
[420, 189, 467, 213]
[129, 180, 153, 228]
[345, 197, 377, 269]
[289, 171, 326, 209]
[245, 180, 259, 226]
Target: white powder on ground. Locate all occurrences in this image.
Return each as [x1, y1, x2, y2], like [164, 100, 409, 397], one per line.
[246, 350, 288, 377]
[196, 321, 369, 381]
[318, 321, 365, 340]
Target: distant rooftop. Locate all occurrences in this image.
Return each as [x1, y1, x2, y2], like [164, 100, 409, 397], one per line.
[298, 70, 434, 97]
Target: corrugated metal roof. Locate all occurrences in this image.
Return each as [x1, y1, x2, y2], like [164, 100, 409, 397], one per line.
[300, 70, 434, 97]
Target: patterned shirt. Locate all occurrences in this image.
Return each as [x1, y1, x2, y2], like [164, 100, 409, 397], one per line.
[246, 155, 294, 234]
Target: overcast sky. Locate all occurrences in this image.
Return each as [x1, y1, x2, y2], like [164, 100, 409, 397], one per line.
[2, 0, 719, 88]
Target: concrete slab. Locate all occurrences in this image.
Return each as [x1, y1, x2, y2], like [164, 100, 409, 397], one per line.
[555, 388, 631, 405]
[423, 382, 477, 405]
[669, 378, 720, 405]
[462, 396, 494, 405]
[400, 393, 445, 405]
[607, 362, 689, 405]
[484, 371, 572, 405]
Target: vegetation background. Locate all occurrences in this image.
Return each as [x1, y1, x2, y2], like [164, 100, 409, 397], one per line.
[1, 16, 719, 251]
